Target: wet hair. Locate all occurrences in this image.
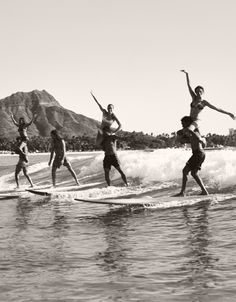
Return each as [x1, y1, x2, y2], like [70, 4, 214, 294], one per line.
[194, 86, 204, 93]
[50, 129, 62, 140]
[107, 104, 114, 110]
[181, 116, 194, 127]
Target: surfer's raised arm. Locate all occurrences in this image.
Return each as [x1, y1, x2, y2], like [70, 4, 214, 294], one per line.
[203, 100, 236, 120]
[181, 70, 195, 99]
[26, 113, 37, 126]
[90, 91, 105, 113]
[10, 114, 19, 127]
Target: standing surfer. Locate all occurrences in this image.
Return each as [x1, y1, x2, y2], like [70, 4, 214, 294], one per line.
[101, 127, 128, 187]
[174, 116, 208, 196]
[48, 130, 80, 187]
[14, 136, 34, 189]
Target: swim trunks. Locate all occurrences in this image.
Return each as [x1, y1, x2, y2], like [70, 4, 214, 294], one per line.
[186, 150, 205, 171]
[52, 156, 70, 169]
[103, 154, 120, 170]
[16, 158, 28, 169]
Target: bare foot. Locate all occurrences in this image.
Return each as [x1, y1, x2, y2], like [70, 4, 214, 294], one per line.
[199, 191, 209, 196]
[173, 192, 185, 197]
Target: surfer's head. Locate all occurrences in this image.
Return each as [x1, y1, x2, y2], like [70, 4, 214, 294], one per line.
[194, 86, 204, 95]
[181, 116, 194, 128]
[19, 117, 25, 125]
[107, 104, 114, 114]
[50, 129, 62, 140]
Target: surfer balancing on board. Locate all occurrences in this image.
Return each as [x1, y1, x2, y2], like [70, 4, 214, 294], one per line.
[101, 127, 128, 187]
[14, 136, 34, 189]
[174, 116, 208, 197]
[48, 130, 80, 187]
[180, 70, 235, 133]
[90, 91, 122, 147]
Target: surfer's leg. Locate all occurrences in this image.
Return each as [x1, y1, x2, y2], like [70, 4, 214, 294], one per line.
[174, 165, 190, 196]
[190, 170, 208, 195]
[104, 168, 111, 186]
[52, 166, 57, 187]
[115, 166, 128, 186]
[65, 161, 80, 185]
[15, 164, 21, 188]
[22, 167, 34, 187]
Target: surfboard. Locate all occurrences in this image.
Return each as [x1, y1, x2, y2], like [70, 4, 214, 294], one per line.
[27, 183, 101, 197]
[0, 184, 52, 195]
[0, 193, 20, 200]
[27, 189, 51, 196]
[74, 193, 236, 207]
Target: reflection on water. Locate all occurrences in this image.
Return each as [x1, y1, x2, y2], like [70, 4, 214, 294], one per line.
[95, 207, 132, 276]
[181, 203, 219, 301]
[0, 195, 236, 301]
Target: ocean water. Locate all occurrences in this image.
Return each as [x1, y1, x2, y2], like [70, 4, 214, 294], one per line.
[0, 149, 236, 302]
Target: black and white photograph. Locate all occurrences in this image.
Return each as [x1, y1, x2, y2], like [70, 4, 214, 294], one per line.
[0, 1, 236, 301]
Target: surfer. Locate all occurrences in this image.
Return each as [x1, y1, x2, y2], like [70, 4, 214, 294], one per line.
[90, 91, 122, 147]
[14, 137, 34, 189]
[101, 127, 128, 187]
[181, 70, 235, 133]
[174, 116, 208, 196]
[11, 114, 35, 142]
[48, 130, 80, 187]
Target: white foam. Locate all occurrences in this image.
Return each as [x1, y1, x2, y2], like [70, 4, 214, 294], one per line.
[0, 149, 236, 191]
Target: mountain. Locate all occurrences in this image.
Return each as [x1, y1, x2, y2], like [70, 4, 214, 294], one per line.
[0, 90, 100, 139]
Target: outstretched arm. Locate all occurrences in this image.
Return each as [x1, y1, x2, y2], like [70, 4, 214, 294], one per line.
[180, 70, 195, 99]
[26, 114, 35, 126]
[90, 91, 105, 112]
[204, 100, 236, 120]
[11, 114, 19, 127]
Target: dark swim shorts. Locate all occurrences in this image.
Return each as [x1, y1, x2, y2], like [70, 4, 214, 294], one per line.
[103, 154, 120, 170]
[53, 157, 70, 169]
[16, 159, 28, 169]
[186, 150, 205, 171]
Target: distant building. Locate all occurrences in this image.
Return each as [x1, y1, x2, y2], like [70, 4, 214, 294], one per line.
[229, 128, 236, 136]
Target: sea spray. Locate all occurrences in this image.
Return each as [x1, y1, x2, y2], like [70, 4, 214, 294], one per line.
[0, 149, 236, 191]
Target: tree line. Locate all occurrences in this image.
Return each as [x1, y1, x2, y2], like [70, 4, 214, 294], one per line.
[0, 131, 235, 153]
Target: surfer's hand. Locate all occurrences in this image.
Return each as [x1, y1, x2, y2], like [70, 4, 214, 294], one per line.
[180, 70, 187, 74]
[229, 113, 236, 120]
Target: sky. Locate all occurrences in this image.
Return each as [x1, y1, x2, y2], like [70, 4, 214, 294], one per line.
[0, 0, 236, 135]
